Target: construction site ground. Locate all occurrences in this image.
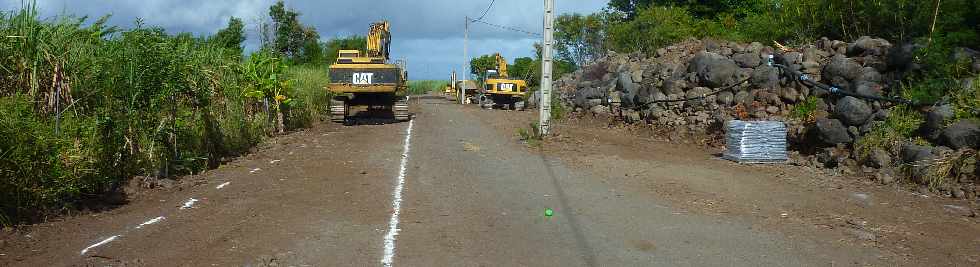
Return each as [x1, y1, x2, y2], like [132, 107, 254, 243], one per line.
[1, 94, 978, 266]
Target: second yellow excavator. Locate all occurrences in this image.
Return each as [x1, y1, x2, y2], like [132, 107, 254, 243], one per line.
[479, 53, 528, 110]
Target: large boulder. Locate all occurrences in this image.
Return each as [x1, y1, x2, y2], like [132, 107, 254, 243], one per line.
[779, 86, 800, 103]
[864, 148, 892, 168]
[823, 55, 862, 82]
[689, 52, 738, 87]
[813, 118, 853, 145]
[856, 67, 882, 83]
[747, 42, 764, 54]
[803, 47, 829, 62]
[663, 79, 689, 95]
[574, 87, 607, 108]
[717, 91, 734, 106]
[751, 66, 779, 89]
[732, 52, 761, 68]
[901, 144, 936, 164]
[924, 104, 955, 140]
[847, 36, 891, 56]
[901, 143, 937, 184]
[887, 43, 918, 71]
[616, 72, 639, 106]
[853, 81, 884, 97]
[939, 121, 980, 149]
[834, 96, 873, 126]
[734, 90, 753, 106]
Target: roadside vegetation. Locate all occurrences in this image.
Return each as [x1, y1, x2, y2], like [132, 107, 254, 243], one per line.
[0, 1, 340, 226]
[408, 80, 449, 95]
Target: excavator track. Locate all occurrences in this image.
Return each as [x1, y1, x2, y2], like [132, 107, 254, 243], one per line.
[394, 97, 410, 121]
[330, 98, 348, 123]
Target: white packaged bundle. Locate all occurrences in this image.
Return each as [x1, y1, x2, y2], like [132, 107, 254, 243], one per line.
[723, 120, 788, 163]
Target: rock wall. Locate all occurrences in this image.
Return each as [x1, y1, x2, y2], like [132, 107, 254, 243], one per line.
[556, 37, 980, 198]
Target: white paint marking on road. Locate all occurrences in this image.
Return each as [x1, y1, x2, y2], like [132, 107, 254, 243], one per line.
[80, 235, 119, 255]
[381, 119, 415, 266]
[216, 182, 231, 189]
[135, 216, 165, 229]
[180, 198, 199, 210]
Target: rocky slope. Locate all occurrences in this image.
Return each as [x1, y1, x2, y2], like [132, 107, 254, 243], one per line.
[555, 37, 980, 199]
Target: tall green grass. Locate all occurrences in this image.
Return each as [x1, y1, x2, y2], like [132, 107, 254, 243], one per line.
[0, 3, 329, 225]
[285, 65, 332, 128]
[408, 80, 448, 95]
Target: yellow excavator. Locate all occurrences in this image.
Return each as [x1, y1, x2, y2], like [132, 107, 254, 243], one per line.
[328, 21, 409, 123]
[479, 53, 528, 110]
[444, 70, 457, 101]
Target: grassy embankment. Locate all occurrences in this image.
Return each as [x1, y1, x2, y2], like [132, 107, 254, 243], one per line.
[0, 4, 331, 225]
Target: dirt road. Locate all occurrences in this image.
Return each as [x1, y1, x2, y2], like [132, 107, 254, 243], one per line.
[2, 95, 978, 266]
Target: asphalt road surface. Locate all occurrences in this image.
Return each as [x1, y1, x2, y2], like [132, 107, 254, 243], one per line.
[2, 95, 977, 266]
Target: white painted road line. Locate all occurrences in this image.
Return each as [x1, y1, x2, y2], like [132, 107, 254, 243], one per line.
[216, 182, 231, 189]
[80, 235, 119, 255]
[180, 198, 199, 210]
[135, 216, 165, 229]
[382, 119, 415, 266]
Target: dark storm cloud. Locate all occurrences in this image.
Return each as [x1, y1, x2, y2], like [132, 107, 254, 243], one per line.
[1, 0, 607, 79]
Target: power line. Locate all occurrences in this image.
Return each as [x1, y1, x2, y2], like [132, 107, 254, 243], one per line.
[469, 18, 542, 37]
[475, 0, 496, 21]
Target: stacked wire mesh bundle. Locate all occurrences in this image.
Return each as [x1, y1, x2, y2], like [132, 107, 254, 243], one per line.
[723, 120, 788, 163]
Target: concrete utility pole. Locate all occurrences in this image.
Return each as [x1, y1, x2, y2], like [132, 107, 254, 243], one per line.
[539, 0, 555, 135]
[462, 16, 469, 104]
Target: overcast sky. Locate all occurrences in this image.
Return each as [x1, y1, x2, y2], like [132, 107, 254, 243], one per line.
[2, 0, 607, 79]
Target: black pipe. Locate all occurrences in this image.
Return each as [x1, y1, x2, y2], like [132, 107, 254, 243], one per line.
[768, 55, 922, 106]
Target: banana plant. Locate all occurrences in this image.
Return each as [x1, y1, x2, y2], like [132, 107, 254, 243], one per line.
[241, 50, 292, 133]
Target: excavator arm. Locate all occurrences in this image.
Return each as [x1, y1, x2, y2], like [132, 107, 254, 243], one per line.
[367, 21, 391, 60]
[495, 53, 509, 78]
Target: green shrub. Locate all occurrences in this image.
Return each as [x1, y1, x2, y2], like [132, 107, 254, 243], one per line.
[950, 76, 980, 120]
[517, 122, 544, 147]
[789, 96, 820, 121]
[854, 105, 925, 160]
[607, 6, 696, 55]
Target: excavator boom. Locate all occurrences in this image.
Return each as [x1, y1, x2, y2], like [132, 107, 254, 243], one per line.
[494, 53, 509, 78]
[367, 21, 391, 60]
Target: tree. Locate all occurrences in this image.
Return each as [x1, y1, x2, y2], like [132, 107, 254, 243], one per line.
[324, 35, 366, 64]
[469, 54, 497, 81]
[609, 0, 758, 20]
[265, 1, 321, 64]
[213, 17, 245, 55]
[606, 6, 695, 55]
[606, 0, 653, 20]
[555, 13, 609, 68]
